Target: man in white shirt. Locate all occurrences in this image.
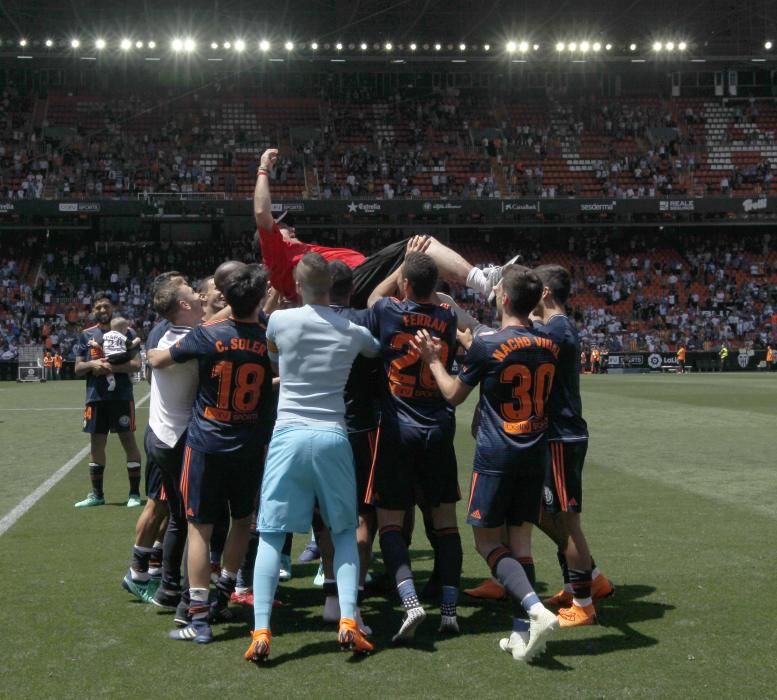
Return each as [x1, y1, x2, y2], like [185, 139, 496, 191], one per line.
[121, 274, 202, 610]
[245, 252, 380, 663]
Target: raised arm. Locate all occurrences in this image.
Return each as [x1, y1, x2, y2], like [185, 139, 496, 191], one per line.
[435, 291, 479, 332]
[254, 148, 279, 233]
[367, 267, 403, 308]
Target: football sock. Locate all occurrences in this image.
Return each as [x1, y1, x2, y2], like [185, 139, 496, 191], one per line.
[489, 546, 536, 610]
[558, 550, 573, 592]
[189, 587, 209, 623]
[424, 514, 440, 584]
[518, 556, 536, 586]
[130, 545, 153, 581]
[236, 531, 259, 590]
[331, 529, 359, 621]
[149, 540, 164, 577]
[591, 558, 602, 580]
[569, 568, 593, 607]
[88, 463, 105, 498]
[127, 461, 141, 496]
[323, 579, 338, 598]
[358, 586, 365, 606]
[466, 266, 490, 296]
[162, 512, 186, 589]
[253, 532, 283, 631]
[210, 516, 229, 566]
[282, 532, 293, 556]
[380, 525, 419, 608]
[435, 527, 462, 614]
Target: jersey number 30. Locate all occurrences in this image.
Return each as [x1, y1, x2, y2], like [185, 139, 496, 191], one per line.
[499, 363, 555, 421]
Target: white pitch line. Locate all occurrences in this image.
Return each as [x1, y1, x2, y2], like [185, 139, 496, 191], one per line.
[0, 391, 150, 538]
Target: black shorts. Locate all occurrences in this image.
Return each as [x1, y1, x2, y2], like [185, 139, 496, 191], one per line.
[543, 440, 587, 513]
[180, 443, 265, 524]
[466, 441, 547, 528]
[367, 417, 460, 511]
[350, 239, 409, 309]
[349, 428, 378, 515]
[82, 400, 136, 434]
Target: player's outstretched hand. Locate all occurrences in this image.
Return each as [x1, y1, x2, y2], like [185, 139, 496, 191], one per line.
[405, 235, 431, 257]
[260, 149, 279, 172]
[411, 329, 441, 364]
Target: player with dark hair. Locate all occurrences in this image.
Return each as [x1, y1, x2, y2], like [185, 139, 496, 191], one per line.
[532, 264, 614, 627]
[245, 252, 380, 662]
[313, 259, 382, 633]
[253, 149, 518, 308]
[74, 296, 143, 508]
[366, 246, 463, 641]
[412, 264, 560, 662]
[149, 264, 275, 644]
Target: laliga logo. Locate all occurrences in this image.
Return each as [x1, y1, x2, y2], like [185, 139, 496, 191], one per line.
[742, 198, 767, 213]
[647, 353, 662, 369]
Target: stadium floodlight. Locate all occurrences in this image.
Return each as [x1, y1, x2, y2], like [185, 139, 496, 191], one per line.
[120, 38, 132, 50]
[459, 43, 466, 51]
[665, 41, 675, 51]
[409, 43, 417, 51]
[19, 39, 27, 47]
[148, 40, 156, 49]
[45, 39, 53, 47]
[135, 41, 143, 49]
[171, 38, 184, 52]
[361, 42, 369, 50]
[259, 39, 270, 51]
[678, 41, 687, 51]
[519, 41, 529, 53]
[311, 42, 319, 50]
[593, 41, 601, 52]
[235, 39, 246, 52]
[335, 42, 343, 50]
[766, 41, 773, 50]
[533, 43, 540, 50]
[385, 42, 393, 51]
[183, 37, 195, 52]
[568, 41, 577, 51]
[484, 43, 490, 51]
[71, 39, 80, 48]
[506, 41, 517, 53]
[605, 43, 612, 50]
[210, 41, 218, 49]
[555, 41, 565, 52]
[629, 42, 637, 51]
[284, 41, 294, 51]
[434, 43, 441, 51]
[95, 38, 106, 50]
[580, 40, 590, 52]
[652, 41, 662, 51]
[223, 41, 231, 49]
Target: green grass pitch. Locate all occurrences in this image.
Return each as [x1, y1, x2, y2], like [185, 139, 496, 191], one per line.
[1, 373, 775, 698]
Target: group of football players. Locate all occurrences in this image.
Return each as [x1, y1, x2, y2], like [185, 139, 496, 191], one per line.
[74, 147, 612, 664]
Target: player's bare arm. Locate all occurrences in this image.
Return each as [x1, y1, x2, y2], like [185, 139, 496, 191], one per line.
[147, 348, 175, 369]
[435, 291, 479, 332]
[457, 327, 474, 351]
[75, 357, 112, 377]
[412, 329, 473, 406]
[107, 355, 142, 375]
[254, 148, 279, 233]
[367, 267, 403, 308]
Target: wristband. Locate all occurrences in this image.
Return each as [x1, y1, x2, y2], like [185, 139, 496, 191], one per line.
[258, 168, 270, 177]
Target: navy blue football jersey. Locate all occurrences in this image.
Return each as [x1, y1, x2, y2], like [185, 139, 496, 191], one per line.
[459, 324, 559, 474]
[78, 324, 137, 402]
[368, 297, 457, 427]
[169, 317, 275, 453]
[330, 305, 381, 433]
[534, 314, 588, 441]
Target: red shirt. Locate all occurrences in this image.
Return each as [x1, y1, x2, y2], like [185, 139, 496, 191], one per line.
[258, 223, 366, 300]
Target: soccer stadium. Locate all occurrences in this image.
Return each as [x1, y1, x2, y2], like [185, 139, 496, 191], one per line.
[1, 0, 775, 696]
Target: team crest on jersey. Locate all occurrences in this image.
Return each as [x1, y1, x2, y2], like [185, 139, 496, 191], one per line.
[544, 486, 554, 506]
[118, 415, 131, 428]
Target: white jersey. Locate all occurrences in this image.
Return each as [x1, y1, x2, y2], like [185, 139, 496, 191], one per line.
[266, 304, 381, 431]
[102, 330, 128, 357]
[148, 326, 198, 447]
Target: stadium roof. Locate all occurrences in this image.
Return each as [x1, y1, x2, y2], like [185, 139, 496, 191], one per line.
[0, 0, 774, 55]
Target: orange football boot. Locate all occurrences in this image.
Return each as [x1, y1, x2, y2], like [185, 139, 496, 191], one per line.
[557, 603, 597, 628]
[592, 575, 615, 602]
[244, 628, 272, 663]
[463, 578, 507, 600]
[338, 618, 374, 655]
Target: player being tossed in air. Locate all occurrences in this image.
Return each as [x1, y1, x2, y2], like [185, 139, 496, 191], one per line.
[74, 296, 144, 508]
[149, 264, 276, 644]
[245, 252, 381, 662]
[413, 265, 560, 662]
[532, 265, 614, 625]
[365, 245, 463, 641]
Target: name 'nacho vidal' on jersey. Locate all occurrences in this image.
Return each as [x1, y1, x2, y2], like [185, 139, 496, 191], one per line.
[459, 324, 560, 474]
[368, 296, 458, 427]
[78, 325, 138, 402]
[169, 317, 275, 453]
